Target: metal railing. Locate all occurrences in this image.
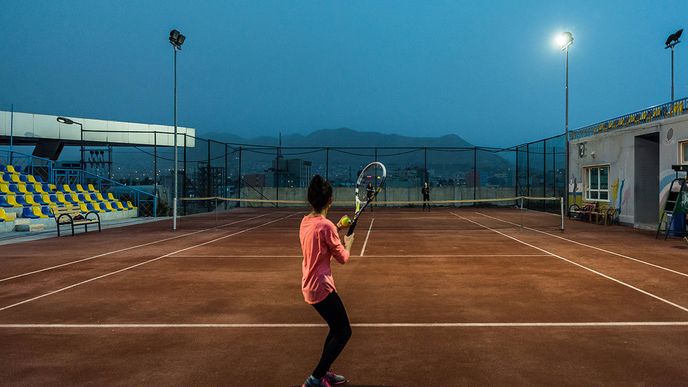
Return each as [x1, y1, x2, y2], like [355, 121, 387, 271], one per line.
[571, 97, 688, 140]
[0, 150, 54, 182]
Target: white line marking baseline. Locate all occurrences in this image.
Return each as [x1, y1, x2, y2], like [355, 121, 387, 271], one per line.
[360, 218, 375, 257]
[0, 213, 295, 313]
[451, 213, 688, 314]
[1, 322, 687, 328]
[0, 214, 271, 283]
[475, 212, 688, 278]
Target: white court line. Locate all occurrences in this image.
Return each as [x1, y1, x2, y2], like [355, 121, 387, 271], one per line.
[359, 218, 375, 257]
[0, 213, 270, 283]
[167, 254, 552, 258]
[475, 212, 688, 279]
[1, 321, 687, 328]
[451, 213, 688, 314]
[0, 213, 295, 313]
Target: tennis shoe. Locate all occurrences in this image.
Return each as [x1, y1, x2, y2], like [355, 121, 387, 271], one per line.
[303, 375, 332, 387]
[326, 370, 347, 384]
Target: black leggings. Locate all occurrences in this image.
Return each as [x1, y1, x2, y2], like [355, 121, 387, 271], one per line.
[311, 292, 352, 379]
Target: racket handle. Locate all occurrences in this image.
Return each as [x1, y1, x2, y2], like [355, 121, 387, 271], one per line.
[346, 220, 358, 236]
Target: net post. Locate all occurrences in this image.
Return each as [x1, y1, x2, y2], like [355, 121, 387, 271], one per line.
[560, 196, 565, 231]
[224, 143, 228, 210]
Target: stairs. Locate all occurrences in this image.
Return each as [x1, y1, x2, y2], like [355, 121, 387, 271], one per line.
[656, 165, 688, 239]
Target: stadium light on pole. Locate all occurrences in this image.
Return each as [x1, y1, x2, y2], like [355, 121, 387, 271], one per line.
[57, 116, 85, 171]
[557, 32, 573, 211]
[169, 29, 186, 231]
[665, 29, 683, 101]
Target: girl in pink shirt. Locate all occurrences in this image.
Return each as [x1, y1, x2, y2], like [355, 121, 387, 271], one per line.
[300, 175, 354, 387]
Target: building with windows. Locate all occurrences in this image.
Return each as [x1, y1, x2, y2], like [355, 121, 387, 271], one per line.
[569, 98, 688, 229]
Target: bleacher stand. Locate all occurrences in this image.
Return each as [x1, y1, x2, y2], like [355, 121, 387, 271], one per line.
[0, 163, 138, 233]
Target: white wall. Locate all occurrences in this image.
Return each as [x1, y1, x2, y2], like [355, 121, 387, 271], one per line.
[0, 111, 195, 147]
[569, 114, 688, 228]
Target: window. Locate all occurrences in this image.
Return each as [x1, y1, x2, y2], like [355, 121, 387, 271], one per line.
[680, 140, 688, 164]
[585, 165, 609, 201]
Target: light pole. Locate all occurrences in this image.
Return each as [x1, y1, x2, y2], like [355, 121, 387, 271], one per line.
[57, 116, 84, 172]
[556, 32, 573, 211]
[169, 29, 186, 231]
[665, 29, 683, 101]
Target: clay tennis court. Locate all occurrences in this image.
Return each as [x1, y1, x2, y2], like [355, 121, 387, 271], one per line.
[1, 207, 688, 386]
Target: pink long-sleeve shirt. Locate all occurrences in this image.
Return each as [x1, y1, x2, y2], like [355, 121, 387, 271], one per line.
[300, 214, 350, 304]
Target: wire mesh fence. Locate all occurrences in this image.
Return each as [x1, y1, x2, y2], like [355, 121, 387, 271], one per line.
[41, 131, 564, 216]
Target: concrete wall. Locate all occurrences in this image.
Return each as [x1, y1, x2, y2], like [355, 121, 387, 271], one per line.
[569, 114, 688, 228]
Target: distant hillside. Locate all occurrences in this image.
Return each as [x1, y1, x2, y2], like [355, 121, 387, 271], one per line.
[204, 127, 475, 148]
[199, 128, 511, 181]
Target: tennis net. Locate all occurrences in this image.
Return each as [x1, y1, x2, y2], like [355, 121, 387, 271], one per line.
[177, 195, 565, 231]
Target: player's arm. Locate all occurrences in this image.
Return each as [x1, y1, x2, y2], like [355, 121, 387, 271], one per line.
[326, 224, 353, 264]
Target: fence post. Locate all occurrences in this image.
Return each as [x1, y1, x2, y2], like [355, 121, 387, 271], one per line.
[276, 146, 280, 207]
[238, 146, 242, 205]
[153, 132, 157, 216]
[526, 143, 531, 197]
[424, 147, 427, 183]
[515, 147, 519, 197]
[473, 147, 477, 202]
[543, 143, 547, 210]
[224, 143, 228, 210]
[207, 140, 212, 212]
[553, 146, 557, 198]
[183, 134, 187, 216]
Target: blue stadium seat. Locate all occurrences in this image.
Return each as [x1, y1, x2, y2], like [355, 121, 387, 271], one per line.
[33, 194, 48, 205]
[15, 195, 30, 207]
[21, 207, 41, 219]
[41, 206, 54, 218]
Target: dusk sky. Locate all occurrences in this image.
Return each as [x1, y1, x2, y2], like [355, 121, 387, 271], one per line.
[1, 1, 687, 146]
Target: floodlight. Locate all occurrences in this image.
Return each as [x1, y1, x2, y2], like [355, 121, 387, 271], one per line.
[557, 32, 574, 51]
[665, 29, 683, 48]
[56, 116, 75, 125]
[169, 29, 186, 49]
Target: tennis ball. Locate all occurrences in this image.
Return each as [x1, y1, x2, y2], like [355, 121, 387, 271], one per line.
[339, 215, 352, 227]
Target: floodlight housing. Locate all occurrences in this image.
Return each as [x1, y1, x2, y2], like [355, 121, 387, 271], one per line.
[169, 29, 186, 49]
[56, 116, 75, 125]
[557, 32, 574, 51]
[665, 29, 683, 48]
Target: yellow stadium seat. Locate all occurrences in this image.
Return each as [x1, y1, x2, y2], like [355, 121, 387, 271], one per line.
[0, 208, 9, 222]
[115, 201, 125, 210]
[6, 165, 17, 174]
[0, 183, 10, 194]
[16, 184, 29, 194]
[0, 175, 6, 184]
[76, 184, 87, 192]
[10, 174, 22, 184]
[83, 193, 96, 203]
[42, 194, 55, 205]
[27, 175, 37, 183]
[87, 184, 97, 192]
[79, 203, 90, 213]
[126, 201, 136, 210]
[102, 201, 116, 211]
[63, 184, 73, 193]
[24, 194, 38, 206]
[95, 193, 106, 201]
[34, 183, 45, 193]
[70, 193, 82, 203]
[49, 184, 57, 192]
[107, 192, 117, 201]
[32, 206, 48, 219]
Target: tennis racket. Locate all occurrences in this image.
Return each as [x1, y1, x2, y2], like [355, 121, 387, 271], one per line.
[346, 161, 387, 236]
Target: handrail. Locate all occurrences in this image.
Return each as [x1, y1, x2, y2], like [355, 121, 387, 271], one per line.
[570, 97, 688, 140]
